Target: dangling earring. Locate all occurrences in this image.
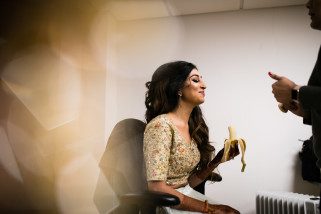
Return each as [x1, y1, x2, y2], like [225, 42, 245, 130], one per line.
[178, 91, 182, 97]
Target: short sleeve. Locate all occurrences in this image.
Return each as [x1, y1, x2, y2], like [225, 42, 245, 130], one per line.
[143, 119, 172, 181]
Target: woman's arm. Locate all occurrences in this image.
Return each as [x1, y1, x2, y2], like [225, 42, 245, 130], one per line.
[148, 181, 240, 213]
[188, 152, 221, 188]
[148, 181, 206, 212]
[188, 146, 239, 188]
[188, 164, 220, 188]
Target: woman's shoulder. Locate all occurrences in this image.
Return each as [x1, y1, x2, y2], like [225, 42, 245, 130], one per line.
[145, 114, 172, 130]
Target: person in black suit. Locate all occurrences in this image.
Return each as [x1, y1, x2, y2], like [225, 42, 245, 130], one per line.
[269, 0, 321, 209]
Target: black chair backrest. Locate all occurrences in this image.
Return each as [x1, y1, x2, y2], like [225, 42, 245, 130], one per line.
[99, 119, 147, 197]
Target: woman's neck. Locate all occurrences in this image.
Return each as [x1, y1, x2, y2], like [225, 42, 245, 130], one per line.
[170, 102, 194, 125]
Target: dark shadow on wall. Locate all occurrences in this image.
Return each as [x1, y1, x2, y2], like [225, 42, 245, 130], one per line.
[0, 82, 58, 213]
[0, 162, 33, 213]
[0, 164, 58, 214]
[93, 172, 118, 214]
[0, 1, 107, 213]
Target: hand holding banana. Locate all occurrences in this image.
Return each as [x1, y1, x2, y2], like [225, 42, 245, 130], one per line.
[192, 126, 247, 183]
[221, 126, 247, 172]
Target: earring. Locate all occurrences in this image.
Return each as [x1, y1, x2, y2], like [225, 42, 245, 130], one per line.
[178, 91, 182, 97]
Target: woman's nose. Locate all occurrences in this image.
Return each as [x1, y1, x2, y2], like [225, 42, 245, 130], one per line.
[201, 80, 206, 89]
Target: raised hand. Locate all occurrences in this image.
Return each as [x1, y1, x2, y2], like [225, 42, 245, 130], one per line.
[269, 71, 297, 105]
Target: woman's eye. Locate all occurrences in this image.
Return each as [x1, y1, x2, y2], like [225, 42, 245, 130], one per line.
[192, 79, 199, 83]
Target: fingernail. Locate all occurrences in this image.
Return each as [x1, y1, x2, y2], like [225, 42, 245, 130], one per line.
[268, 71, 272, 76]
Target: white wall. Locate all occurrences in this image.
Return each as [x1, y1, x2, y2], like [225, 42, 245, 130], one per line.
[105, 5, 321, 214]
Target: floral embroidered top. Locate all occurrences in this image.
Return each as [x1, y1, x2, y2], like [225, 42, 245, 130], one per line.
[143, 114, 200, 186]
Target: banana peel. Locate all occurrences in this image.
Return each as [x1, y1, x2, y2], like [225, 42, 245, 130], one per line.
[222, 126, 247, 172]
[278, 103, 288, 113]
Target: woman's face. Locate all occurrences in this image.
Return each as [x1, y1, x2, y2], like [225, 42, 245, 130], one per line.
[307, 0, 321, 30]
[180, 68, 206, 106]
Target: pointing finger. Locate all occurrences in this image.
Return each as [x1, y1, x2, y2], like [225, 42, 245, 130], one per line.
[268, 71, 282, 81]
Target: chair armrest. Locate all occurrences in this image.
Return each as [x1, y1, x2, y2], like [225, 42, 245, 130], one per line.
[121, 191, 180, 207]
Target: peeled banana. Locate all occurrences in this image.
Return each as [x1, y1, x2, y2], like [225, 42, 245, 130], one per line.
[222, 126, 247, 172]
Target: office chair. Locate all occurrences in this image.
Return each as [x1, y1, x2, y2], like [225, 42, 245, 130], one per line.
[98, 118, 222, 213]
[99, 118, 179, 214]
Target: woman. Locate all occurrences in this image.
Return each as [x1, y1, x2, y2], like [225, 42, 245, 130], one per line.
[143, 61, 240, 213]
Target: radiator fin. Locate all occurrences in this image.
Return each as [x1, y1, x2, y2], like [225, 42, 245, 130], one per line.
[256, 191, 319, 214]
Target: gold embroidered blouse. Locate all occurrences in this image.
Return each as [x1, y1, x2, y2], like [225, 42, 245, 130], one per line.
[143, 114, 200, 186]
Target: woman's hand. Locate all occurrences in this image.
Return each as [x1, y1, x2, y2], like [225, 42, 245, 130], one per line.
[206, 146, 240, 170]
[213, 146, 240, 164]
[207, 204, 240, 214]
[189, 145, 240, 187]
[224, 145, 240, 162]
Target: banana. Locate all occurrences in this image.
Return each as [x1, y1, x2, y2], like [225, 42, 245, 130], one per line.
[222, 126, 247, 172]
[278, 103, 288, 113]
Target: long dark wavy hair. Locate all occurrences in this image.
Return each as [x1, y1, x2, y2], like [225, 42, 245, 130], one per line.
[145, 61, 214, 169]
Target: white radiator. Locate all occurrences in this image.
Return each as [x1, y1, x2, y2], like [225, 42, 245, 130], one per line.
[256, 191, 319, 214]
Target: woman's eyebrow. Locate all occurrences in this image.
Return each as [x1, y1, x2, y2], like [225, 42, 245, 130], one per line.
[189, 74, 202, 78]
